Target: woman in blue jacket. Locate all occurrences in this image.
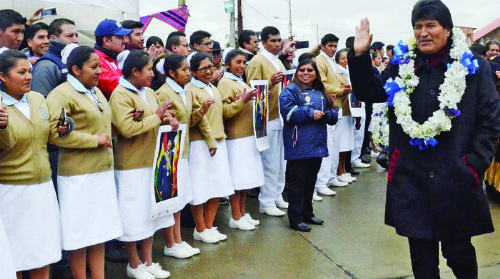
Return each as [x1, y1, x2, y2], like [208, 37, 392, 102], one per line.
[280, 59, 338, 232]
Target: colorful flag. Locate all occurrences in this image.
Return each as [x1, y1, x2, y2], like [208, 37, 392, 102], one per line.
[140, 5, 190, 32]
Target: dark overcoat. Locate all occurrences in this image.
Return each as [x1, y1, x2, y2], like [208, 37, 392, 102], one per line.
[348, 47, 500, 240]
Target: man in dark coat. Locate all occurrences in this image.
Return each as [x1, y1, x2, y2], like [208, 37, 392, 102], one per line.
[348, 0, 500, 278]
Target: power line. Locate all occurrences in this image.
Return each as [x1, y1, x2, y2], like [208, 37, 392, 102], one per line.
[242, 0, 288, 25]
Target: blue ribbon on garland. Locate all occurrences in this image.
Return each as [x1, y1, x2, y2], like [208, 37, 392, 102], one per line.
[410, 138, 438, 150]
[444, 107, 461, 117]
[461, 51, 479, 75]
[384, 78, 406, 106]
[391, 40, 410, 65]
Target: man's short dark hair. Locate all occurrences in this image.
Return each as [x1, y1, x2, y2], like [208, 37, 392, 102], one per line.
[261, 26, 280, 42]
[411, 0, 453, 30]
[190, 30, 211, 46]
[386, 44, 394, 52]
[470, 43, 486, 56]
[238, 30, 256, 48]
[121, 20, 144, 30]
[166, 32, 186, 51]
[146, 36, 164, 49]
[371, 41, 385, 51]
[26, 22, 49, 40]
[167, 31, 186, 41]
[485, 40, 500, 51]
[321, 34, 339, 46]
[48, 18, 75, 37]
[0, 9, 26, 31]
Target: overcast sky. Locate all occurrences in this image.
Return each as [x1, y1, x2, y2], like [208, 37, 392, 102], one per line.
[140, 0, 499, 50]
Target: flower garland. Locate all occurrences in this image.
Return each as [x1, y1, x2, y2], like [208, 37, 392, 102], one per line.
[383, 27, 479, 150]
[371, 103, 389, 151]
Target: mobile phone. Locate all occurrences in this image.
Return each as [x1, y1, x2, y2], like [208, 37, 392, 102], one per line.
[295, 41, 309, 49]
[40, 7, 57, 17]
[58, 108, 66, 137]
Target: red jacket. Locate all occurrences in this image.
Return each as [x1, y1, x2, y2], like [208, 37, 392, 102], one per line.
[95, 48, 121, 100]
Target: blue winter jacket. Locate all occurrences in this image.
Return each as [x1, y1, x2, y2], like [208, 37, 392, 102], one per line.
[280, 82, 338, 161]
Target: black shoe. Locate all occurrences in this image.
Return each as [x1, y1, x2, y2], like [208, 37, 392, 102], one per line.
[348, 168, 360, 175]
[290, 223, 311, 232]
[361, 155, 371, 164]
[305, 217, 324, 225]
[105, 240, 129, 263]
[51, 259, 74, 279]
[219, 197, 229, 205]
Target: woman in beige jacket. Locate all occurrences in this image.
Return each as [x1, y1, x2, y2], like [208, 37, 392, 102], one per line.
[187, 52, 234, 244]
[218, 49, 263, 231]
[156, 53, 214, 259]
[0, 50, 64, 279]
[47, 46, 123, 279]
[110, 50, 176, 279]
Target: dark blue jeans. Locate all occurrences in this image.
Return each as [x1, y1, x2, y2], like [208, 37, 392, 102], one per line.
[285, 158, 322, 226]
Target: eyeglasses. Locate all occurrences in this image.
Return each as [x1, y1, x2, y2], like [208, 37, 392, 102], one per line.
[250, 40, 260, 44]
[298, 68, 315, 73]
[197, 65, 214, 72]
[177, 43, 189, 48]
[200, 41, 213, 47]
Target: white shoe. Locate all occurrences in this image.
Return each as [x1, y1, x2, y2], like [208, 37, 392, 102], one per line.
[127, 263, 155, 279]
[328, 177, 349, 187]
[313, 190, 323, 201]
[345, 173, 357, 182]
[352, 159, 371, 168]
[371, 150, 380, 158]
[337, 173, 352, 183]
[209, 227, 227, 241]
[180, 241, 200, 255]
[243, 213, 260, 226]
[275, 199, 289, 209]
[229, 217, 255, 230]
[193, 228, 219, 243]
[259, 206, 286, 216]
[143, 263, 170, 279]
[163, 243, 195, 259]
[317, 186, 336, 196]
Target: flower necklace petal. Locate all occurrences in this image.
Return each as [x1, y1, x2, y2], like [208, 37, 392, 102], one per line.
[383, 28, 479, 150]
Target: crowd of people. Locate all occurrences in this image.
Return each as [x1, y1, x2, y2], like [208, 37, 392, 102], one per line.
[1, 0, 500, 278]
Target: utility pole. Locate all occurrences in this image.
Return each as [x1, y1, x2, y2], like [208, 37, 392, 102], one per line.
[237, 0, 243, 34]
[178, 0, 186, 8]
[224, 0, 236, 48]
[288, 0, 292, 37]
[316, 24, 319, 46]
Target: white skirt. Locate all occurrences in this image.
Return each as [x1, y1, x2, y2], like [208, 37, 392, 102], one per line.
[0, 215, 16, 278]
[0, 181, 61, 271]
[58, 170, 123, 250]
[189, 139, 235, 205]
[337, 115, 354, 152]
[115, 167, 175, 242]
[226, 136, 265, 190]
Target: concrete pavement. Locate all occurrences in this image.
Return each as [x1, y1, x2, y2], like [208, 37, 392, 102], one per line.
[104, 163, 500, 278]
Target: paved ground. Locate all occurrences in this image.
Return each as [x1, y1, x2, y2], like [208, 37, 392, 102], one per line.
[102, 162, 500, 279]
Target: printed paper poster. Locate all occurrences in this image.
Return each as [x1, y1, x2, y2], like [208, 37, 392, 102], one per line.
[151, 124, 186, 219]
[250, 80, 270, 152]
